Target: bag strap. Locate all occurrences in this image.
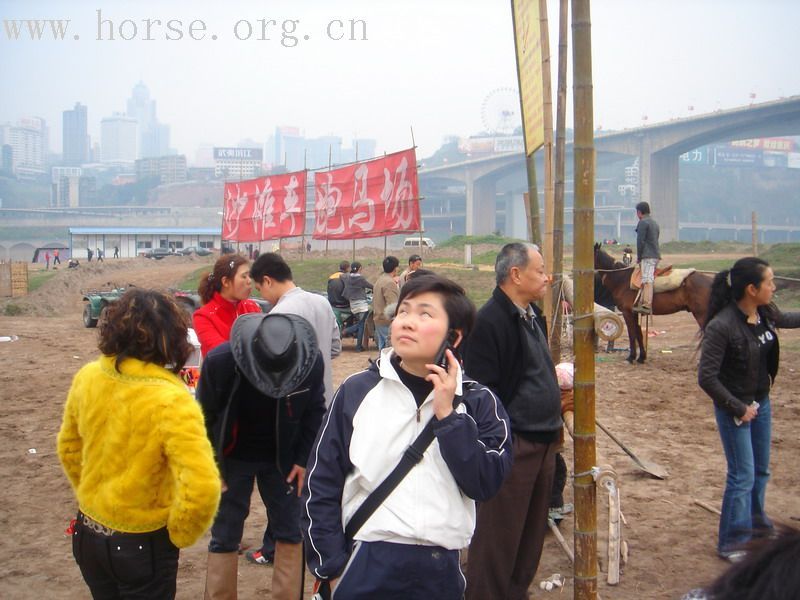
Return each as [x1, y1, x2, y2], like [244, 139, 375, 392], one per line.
[344, 396, 464, 541]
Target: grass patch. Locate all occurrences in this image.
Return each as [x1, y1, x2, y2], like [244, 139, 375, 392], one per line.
[3, 303, 23, 316]
[670, 259, 737, 272]
[27, 270, 58, 292]
[660, 240, 754, 254]
[760, 243, 800, 268]
[436, 234, 524, 249]
[177, 257, 498, 308]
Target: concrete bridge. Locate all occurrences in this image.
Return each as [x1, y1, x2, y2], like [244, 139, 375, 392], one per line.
[420, 96, 800, 241]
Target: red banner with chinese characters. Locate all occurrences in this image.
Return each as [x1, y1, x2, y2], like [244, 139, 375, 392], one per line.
[313, 148, 420, 240]
[222, 171, 307, 241]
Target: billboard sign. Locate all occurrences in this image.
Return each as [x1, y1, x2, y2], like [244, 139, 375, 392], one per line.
[214, 147, 263, 161]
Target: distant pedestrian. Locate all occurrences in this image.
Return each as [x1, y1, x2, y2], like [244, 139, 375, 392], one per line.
[342, 262, 373, 352]
[372, 255, 400, 351]
[96, 248, 104, 262]
[87, 248, 93, 262]
[306, 242, 311, 253]
[399, 254, 423, 287]
[45, 251, 50, 270]
[113, 246, 119, 259]
[53, 249, 61, 266]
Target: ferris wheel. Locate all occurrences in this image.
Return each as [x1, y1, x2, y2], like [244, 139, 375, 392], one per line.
[481, 87, 522, 135]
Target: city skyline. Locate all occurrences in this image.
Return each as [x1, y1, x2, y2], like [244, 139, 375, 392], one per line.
[1, 0, 799, 162]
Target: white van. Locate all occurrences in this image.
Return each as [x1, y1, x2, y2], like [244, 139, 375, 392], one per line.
[403, 237, 436, 249]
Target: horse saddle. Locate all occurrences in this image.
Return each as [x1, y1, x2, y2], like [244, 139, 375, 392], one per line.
[630, 264, 690, 291]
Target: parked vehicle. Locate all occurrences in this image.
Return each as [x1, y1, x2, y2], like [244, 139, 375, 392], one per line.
[179, 246, 213, 256]
[82, 287, 202, 328]
[141, 247, 176, 260]
[403, 236, 436, 249]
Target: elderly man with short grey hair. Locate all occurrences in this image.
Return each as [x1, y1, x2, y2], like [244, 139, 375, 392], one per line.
[464, 242, 562, 600]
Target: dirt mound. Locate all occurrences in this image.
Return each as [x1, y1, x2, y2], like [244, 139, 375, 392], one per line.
[1, 256, 214, 318]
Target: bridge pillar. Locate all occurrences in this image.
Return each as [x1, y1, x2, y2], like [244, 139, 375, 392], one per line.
[649, 151, 680, 242]
[639, 144, 679, 242]
[465, 171, 497, 236]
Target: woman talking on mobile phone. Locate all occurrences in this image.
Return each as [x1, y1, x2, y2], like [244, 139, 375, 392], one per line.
[698, 257, 800, 562]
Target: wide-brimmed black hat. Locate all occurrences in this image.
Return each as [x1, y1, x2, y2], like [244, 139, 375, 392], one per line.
[230, 313, 319, 398]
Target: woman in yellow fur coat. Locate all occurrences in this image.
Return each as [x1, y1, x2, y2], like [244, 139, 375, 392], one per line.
[58, 289, 221, 599]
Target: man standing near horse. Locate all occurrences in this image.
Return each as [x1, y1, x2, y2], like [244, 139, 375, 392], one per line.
[634, 201, 661, 315]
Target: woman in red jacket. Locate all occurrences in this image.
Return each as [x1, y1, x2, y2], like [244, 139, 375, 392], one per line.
[194, 254, 262, 357]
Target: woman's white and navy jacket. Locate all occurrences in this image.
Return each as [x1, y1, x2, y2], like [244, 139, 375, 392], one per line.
[302, 348, 512, 581]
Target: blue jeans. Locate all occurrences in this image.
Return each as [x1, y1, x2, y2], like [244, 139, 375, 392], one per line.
[342, 311, 368, 350]
[209, 458, 302, 553]
[374, 324, 390, 351]
[714, 396, 772, 554]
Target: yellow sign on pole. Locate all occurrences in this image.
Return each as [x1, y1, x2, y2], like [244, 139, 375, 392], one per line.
[512, 0, 545, 155]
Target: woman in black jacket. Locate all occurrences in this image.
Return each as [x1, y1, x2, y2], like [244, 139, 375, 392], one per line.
[698, 257, 800, 561]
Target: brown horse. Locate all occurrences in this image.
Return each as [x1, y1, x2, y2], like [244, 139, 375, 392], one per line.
[594, 243, 712, 363]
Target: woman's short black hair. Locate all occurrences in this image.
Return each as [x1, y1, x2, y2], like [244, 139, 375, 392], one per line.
[396, 273, 476, 339]
[98, 288, 192, 374]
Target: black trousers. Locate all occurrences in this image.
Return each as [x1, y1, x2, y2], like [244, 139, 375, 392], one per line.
[72, 514, 179, 600]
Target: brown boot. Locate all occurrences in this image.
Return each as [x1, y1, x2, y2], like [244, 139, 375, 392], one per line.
[271, 541, 304, 600]
[204, 551, 238, 600]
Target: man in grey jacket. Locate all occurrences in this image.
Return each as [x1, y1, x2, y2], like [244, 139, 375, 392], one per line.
[634, 201, 661, 314]
[245, 252, 341, 567]
[251, 253, 341, 405]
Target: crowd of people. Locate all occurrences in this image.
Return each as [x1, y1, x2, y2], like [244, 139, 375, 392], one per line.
[56, 217, 800, 599]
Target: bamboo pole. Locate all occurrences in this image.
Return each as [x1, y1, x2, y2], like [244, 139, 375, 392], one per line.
[751, 211, 758, 256]
[540, 0, 557, 360]
[551, 0, 569, 363]
[572, 0, 598, 598]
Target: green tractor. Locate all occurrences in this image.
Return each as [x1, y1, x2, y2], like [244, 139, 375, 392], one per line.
[82, 286, 202, 328]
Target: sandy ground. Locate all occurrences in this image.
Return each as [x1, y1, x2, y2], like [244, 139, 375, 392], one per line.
[1, 255, 799, 599]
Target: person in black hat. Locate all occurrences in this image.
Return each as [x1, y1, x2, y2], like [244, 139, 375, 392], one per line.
[197, 313, 326, 600]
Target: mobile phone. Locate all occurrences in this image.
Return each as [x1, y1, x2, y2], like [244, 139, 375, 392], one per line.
[432, 331, 458, 372]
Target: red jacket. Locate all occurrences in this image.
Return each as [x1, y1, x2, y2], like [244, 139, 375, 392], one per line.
[193, 292, 262, 357]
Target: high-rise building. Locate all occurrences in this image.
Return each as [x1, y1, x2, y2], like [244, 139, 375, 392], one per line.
[63, 102, 89, 165]
[5, 117, 47, 178]
[100, 114, 137, 167]
[135, 154, 187, 184]
[267, 126, 378, 170]
[126, 82, 170, 158]
[1, 144, 12, 175]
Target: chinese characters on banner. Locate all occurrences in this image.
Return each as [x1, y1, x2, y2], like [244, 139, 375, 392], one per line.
[313, 148, 421, 240]
[222, 171, 307, 241]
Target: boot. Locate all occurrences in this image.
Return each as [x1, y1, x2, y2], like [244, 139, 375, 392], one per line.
[272, 541, 304, 600]
[634, 283, 653, 314]
[204, 551, 238, 600]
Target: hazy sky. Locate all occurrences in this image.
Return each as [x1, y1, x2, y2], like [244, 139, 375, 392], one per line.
[1, 0, 798, 161]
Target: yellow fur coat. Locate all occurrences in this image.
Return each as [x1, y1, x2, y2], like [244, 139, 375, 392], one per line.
[57, 355, 220, 548]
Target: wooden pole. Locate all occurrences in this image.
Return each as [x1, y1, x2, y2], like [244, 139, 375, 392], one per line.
[540, 0, 557, 360]
[551, 0, 569, 363]
[751, 211, 758, 256]
[572, 0, 598, 598]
